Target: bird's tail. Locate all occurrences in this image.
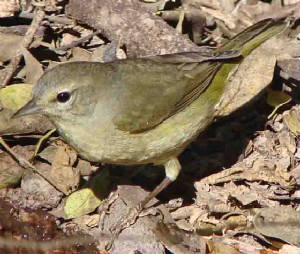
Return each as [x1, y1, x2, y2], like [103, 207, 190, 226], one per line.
[218, 18, 291, 57]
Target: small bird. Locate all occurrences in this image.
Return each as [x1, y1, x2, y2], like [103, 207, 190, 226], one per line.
[14, 18, 287, 238]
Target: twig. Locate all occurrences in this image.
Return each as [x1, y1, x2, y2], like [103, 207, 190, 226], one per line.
[0, 230, 154, 252]
[1, 8, 46, 87]
[55, 30, 101, 51]
[19, 11, 73, 25]
[0, 136, 60, 192]
[0, 235, 98, 252]
[0, 137, 35, 170]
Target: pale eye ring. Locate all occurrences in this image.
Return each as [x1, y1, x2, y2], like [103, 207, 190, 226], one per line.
[57, 91, 71, 103]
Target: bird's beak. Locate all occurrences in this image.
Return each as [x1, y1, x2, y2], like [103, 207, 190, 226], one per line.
[12, 99, 42, 118]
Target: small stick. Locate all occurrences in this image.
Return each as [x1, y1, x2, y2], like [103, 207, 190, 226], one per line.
[55, 30, 101, 51]
[18, 11, 73, 25]
[1, 8, 46, 87]
[0, 137, 35, 169]
[0, 136, 60, 191]
[0, 235, 98, 252]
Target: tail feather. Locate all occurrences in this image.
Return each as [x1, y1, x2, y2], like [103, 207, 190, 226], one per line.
[218, 18, 289, 57]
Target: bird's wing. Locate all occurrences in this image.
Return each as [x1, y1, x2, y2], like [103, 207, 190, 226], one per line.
[112, 51, 224, 133]
[112, 18, 286, 133]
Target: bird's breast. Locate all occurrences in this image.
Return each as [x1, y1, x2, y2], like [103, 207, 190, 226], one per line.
[53, 94, 215, 166]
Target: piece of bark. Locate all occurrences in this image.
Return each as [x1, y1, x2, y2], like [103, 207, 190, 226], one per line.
[65, 0, 202, 57]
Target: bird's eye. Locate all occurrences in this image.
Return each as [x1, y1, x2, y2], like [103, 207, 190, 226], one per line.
[57, 91, 71, 103]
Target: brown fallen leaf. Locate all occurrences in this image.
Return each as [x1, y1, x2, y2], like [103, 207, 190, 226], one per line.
[21, 165, 63, 209]
[278, 244, 300, 254]
[22, 48, 44, 84]
[216, 26, 298, 118]
[0, 32, 23, 62]
[0, 150, 24, 189]
[0, 144, 35, 189]
[277, 58, 300, 83]
[154, 222, 207, 254]
[50, 141, 80, 195]
[207, 237, 242, 254]
[253, 207, 300, 246]
[70, 47, 91, 61]
[216, 35, 276, 117]
[283, 105, 300, 136]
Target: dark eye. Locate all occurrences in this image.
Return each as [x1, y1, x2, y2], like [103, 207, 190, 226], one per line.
[57, 91, 71, 103]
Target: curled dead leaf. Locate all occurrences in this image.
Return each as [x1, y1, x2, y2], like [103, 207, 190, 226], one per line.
[266, 89, 291, 119]
[283, 106, 300, 136]
[253, 207, 300, 246]
[50, 142, 79, 195]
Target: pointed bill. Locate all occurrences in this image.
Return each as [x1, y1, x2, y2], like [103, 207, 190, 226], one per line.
[12, 99, 41, 118]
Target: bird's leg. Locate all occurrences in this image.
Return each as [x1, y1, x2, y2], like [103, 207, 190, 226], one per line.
[140, 157, 182, 208]
[106, 157, 181, 250]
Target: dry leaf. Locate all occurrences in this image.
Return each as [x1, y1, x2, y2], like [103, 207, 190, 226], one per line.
[153, 222, 207, 254]
[278, 244, 300, 254]
[283, 106, 300, 136]
[64, 168, 110, 219]
[208, 238, 241, 254]
[21, 165, 63, 209]
[72, 214, 101, 228]
[0, 32, 22, 62]
[223, 214, 247, 231]
[22, 48, 44, 84]
[75, 159, 97, 176]
[0, 150, 24, 189]
[223, 237, 263, 254]
[277, 58, 300, 82]
[70, 47, 91, 61]
[38, 145, 57, 163]
[50, 142, 79, 195]
[230, 185, 259, 206]
[201, 6, 236, 29]
[0, 0, 19, 17]
[253, 207, 300, 246]
[216, 36, 277, 117]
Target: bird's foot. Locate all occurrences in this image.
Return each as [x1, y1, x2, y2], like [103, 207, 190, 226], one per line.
[104, 174, 175, 250]
[105, 203, 143, 250]
[98, 191, 119, 230]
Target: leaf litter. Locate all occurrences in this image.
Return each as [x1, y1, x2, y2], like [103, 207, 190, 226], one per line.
[0, 0, 299, 254]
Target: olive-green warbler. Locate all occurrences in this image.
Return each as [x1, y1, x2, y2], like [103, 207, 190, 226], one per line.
[15, 18, 288, 237]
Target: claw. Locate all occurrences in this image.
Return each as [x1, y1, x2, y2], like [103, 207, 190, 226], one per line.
[105, 205, 142, 250]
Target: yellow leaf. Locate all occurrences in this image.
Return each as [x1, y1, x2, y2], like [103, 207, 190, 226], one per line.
[266, 89, 291, 119]
[0, 84, 33, 110]
[64, 188, 102, 219]
[64, 168, 110, 219]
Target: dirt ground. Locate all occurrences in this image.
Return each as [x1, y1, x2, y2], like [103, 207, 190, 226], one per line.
[0, 0, 299, 253]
